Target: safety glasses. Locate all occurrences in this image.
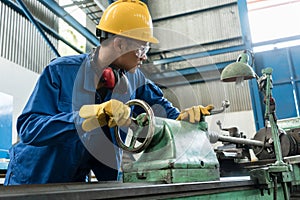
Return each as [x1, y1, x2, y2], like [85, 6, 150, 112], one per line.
[135, 42, 150, 59]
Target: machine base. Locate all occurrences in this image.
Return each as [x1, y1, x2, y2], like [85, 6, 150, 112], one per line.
[0, 176, 295, 200]
[123, 168, 219, 183]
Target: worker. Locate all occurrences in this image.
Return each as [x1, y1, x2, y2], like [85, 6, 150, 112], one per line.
[4, 0, 213, 185]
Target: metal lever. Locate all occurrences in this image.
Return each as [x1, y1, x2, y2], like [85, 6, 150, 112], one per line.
[210, 100, 230, 115]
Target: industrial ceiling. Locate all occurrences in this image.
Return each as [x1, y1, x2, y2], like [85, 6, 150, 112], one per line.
[60, 0, 110, 25]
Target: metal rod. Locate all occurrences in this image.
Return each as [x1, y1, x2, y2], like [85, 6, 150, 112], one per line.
[217, 135, 271, 147]
[264, 68, 284, 164]
[263, 68, 290, 200]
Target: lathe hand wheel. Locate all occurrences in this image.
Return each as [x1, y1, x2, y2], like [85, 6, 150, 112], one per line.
[114, 99, 155, 153]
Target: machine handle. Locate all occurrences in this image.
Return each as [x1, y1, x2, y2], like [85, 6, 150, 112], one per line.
[210, 100, 230, 115]
[114, 99, 155, 153]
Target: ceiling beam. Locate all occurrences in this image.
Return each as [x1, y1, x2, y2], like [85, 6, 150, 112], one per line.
[94, 0, 106, 11]
[38, 0, 100, 47]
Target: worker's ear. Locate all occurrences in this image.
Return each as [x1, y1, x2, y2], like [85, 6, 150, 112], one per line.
[113, 37, 125, 54]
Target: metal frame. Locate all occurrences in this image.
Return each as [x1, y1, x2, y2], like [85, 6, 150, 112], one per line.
[38, 0, 100, 47]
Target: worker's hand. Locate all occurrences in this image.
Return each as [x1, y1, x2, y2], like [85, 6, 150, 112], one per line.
[79, 99, 131, 132]
[176, 104, 214, 123]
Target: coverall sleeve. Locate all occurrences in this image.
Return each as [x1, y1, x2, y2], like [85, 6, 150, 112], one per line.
[17, 65, 79, 146]
[136, 79, 180, 119]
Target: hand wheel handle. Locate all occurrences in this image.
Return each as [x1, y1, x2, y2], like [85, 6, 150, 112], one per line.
[114, 99, 155, 153]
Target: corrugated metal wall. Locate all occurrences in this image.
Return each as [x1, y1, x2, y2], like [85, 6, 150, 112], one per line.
[162, 80, 252, 112]
[148, 0, 243, 69]
[0, 0, 253, 113]
[145, 0, 252, 112]
[0, 0, 58, 74]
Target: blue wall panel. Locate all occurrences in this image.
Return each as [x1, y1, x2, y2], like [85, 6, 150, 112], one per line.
[254, 46, 300, 120]
[272, 83, 297, 119]
[255, 49, 291, 82]
[290, 46, 300, 79]
[296, 81, 300, 111]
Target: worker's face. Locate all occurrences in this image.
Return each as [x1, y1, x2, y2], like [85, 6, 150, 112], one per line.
[117, 38, 150, 72]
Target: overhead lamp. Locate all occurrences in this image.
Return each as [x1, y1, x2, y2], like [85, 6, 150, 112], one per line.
[221, 50, 258, 86]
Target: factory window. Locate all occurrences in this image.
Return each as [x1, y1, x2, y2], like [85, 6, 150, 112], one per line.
[58, 0, 87, 55]
[247, 0, 300, 50]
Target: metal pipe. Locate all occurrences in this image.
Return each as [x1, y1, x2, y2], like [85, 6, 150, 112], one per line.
[152, 45, 244, 65]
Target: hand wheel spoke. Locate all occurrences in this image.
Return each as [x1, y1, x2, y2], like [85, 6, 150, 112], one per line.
[114, 99, 155, 153]
[129, 136, 137, 148]
[129, 126, 144, 148]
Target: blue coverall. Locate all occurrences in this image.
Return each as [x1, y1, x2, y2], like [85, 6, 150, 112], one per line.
[4, 50, 180, 185]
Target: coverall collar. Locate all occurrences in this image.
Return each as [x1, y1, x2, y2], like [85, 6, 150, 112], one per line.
[83, 47, 102, 93]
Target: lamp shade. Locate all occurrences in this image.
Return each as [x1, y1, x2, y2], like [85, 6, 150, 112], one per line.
[221, 52, 256, 82]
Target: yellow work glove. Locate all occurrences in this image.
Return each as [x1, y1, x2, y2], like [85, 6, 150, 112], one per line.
[176, 104, 214, 123]
[79, 99, 131, 132]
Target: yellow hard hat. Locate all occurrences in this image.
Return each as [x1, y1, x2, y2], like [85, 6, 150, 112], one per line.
[97, 0, 159, 43]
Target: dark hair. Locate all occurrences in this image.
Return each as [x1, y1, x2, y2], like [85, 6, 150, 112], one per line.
[96, 29, 116, 45]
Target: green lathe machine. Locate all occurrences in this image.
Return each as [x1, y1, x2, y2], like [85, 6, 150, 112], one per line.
[118, 99, 221, 184]
[1, 52, 300, 199]
[112, 96, 300, 200]
[111, 51, 300, 200]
